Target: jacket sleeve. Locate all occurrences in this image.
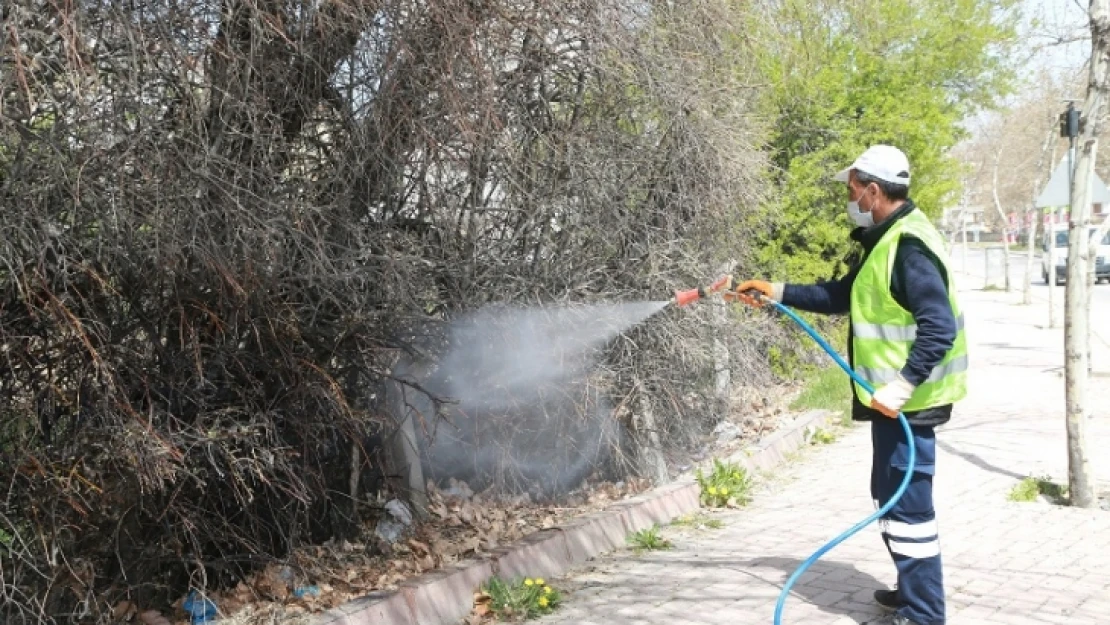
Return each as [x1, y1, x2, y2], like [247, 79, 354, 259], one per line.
[892, 239, 957, 386]
[780, 264, 859, 315]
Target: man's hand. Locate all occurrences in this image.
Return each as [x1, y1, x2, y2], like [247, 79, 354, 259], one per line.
[724, 280, 782, 307]
[869, 374, 916, 418]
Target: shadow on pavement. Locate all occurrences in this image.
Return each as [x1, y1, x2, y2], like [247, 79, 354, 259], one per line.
[716, 556, 891, 624]
[565, 554, 893, 624]
[936, 439, 1027, 480]
[978, 341, 1055, 352]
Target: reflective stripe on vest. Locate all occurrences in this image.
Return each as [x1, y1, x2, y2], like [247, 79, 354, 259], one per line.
[852, 314, 966, 341]
[857, 354, 970, 386]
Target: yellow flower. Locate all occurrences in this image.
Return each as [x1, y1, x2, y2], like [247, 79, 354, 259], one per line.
[544, 586, 553, 594]
[524, 579, 534, 586]
[538, 597, 549, 608]
[720, 488, 729, 496]
[535, 578, 545, 586]
[707, 486, 718, 495]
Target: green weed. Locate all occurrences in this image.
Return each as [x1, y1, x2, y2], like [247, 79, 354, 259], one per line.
[791, 365, 852, 424]
[809, 427, 837, 445]
[671, 512, 724, 530]
[477, 576, 562, 621]
[1008, 475, 1068, 503]
[627, 525, 673, 552]
[696, 458, 753, 508]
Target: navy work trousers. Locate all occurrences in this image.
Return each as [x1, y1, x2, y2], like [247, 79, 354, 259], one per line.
[871, 418, 945, 625]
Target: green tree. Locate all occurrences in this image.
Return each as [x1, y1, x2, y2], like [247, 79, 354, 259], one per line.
[747, 0, 1020, 282]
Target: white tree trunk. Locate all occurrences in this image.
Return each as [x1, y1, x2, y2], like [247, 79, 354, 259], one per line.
[633, 376, 670, 485]
[1049, 204, 1059, 328]
[961, 207, 969, 271]
[990, 149, 1011, 291]
[1024, 125, 1056, 305]
[712, 270, 733, 419]
[1023, 211, 1038, 304]
[1062, 0, 1110, 509]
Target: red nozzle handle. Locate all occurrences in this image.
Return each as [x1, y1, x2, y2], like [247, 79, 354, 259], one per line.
[674, 287, 703, 307]
[674, 276, 738, 308]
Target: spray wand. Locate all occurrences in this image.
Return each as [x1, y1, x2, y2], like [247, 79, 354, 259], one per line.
[671, 274, 737, 308]
[674, 276, 916, 625]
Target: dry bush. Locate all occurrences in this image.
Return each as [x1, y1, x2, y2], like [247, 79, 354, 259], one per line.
[0, 0, 771, 620]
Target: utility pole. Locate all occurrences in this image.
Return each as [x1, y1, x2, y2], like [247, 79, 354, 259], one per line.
[1050, 100, 1082, 328]
[1046, 108, 1073, 329]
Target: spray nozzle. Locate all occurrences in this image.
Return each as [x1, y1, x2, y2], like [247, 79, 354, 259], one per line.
[672, 275, 735, 307]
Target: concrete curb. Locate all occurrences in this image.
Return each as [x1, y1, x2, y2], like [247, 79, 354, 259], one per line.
[730, 409, 835, 473]
[310, 409, 833, 625]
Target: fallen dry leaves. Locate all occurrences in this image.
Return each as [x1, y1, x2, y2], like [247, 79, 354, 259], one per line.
[114, 477, 651, 625]
[110, 383, 799, 625]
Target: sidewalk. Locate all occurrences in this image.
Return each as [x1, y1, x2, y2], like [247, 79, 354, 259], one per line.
[532, 279, 1110, 624]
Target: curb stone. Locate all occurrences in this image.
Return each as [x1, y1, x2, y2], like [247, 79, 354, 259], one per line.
[310, 408, 833, 625]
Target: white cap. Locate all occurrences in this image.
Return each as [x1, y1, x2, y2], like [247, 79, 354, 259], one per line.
[833, 145, 911, 187]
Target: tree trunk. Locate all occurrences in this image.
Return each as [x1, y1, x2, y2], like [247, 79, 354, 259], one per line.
[385, 379, 430, 517]
[713, 262, 735, 419]
[633, 377, 670, 485]
[1023, 210, 1039, 304]
[1049, 140, 1064, 327]
[959, 195, 970, 272]
[1049, 203, 1059, 328]
[1024, 125, 1057, 305]
[990, 148, 1011, 291]
[1062, 0, 1110, 509]
[349, 438, 361, 519]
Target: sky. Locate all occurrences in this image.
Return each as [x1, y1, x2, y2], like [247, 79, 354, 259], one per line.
[1018, 0, 1088, 85]
[959, 0, 1088, 144]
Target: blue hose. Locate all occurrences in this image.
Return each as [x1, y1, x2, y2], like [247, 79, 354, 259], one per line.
[763, 299, 915, 625]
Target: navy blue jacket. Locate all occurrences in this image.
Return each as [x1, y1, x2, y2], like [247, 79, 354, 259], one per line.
[781, 201, 956, 426]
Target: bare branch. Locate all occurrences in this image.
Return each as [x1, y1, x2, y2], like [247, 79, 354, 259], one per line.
[0, 0, 771, 620]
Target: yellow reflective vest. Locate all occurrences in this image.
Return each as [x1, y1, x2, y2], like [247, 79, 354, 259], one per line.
[849, 208, 968, 411]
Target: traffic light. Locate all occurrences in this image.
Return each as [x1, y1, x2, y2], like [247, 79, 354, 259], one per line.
[1060, 103, 1083, 138]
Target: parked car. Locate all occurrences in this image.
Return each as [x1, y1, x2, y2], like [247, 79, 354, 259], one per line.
[1041, 224, 1110, 285]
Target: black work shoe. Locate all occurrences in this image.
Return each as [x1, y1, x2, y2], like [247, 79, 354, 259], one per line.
[874, 588, 902, 610]
[891, 614, 924, 625]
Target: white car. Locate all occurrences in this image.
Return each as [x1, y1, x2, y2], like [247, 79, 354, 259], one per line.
[1042, 224, 1110, 285]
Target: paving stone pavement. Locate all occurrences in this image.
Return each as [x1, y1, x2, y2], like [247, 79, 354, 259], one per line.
[533, 279, 1110, 625]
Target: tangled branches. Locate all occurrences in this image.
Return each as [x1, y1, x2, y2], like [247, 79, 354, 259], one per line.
[0, 0, 768, 620]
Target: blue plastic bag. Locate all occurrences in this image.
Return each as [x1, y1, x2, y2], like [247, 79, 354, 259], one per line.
[183, 590, 217, 625]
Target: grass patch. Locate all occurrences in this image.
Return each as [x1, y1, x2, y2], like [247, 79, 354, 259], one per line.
[671, 512, 724, 530]
[696, 458, 753, 508]
[791, 365, 852, 425]
[1008, 475, 1068, 503]
[476, 576, 562, 621]
[627, 525, 673, 552]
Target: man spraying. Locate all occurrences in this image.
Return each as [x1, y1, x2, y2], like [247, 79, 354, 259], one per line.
[732, 145, 967, 625]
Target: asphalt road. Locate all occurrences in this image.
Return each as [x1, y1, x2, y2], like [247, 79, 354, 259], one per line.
[952, 247, 1110, 344]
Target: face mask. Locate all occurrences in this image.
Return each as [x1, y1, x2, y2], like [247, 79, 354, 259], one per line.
[847, 200, 874, 228]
